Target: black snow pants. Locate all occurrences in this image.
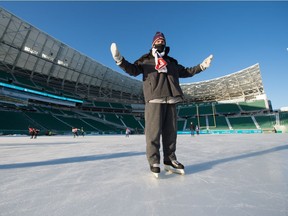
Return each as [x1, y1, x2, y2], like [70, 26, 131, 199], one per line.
[145, 103, 178, 166]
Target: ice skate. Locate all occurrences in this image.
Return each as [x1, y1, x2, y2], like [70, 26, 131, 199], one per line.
[150, 164, 160, 178]
[164, 160, 185, 175]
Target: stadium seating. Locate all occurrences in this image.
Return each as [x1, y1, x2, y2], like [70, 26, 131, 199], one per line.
[215, 103, 241, 114]
[177, 119, 185, 131]
[198, 104, 214, 115]
[109, 102, 125, 109]
[228, 116, 257, 129]
[178, 105, 197, 117]
[94, 101, 111, 108]
[24, 112, 71, 133]
[119, 114, 142, 130]
[254, 115, 276, 130]
[238, 100, 267, 111]
[279, 112, 288, 126]
[104, 113, 123, 125]
[81, 118, 120, 134]
[14, 75, 38, 89]
[207, 116, 230, 130]
[0, 110, 33, 134]
[0, 70, 14, 83]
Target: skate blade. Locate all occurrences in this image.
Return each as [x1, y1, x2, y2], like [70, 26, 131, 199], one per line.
[164, 165, 185, 175]
[152, 172, 159, 178]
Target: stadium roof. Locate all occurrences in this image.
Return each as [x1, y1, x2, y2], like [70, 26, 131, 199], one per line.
[180, 63, 265, 103]
[0, 7, 143, 104]
[0, 7, 265, 105]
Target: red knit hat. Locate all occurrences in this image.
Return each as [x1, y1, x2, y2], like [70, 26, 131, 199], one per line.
[152, 32, 166, 46]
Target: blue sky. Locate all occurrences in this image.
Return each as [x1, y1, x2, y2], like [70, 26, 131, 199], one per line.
[1, 1, 288, 109]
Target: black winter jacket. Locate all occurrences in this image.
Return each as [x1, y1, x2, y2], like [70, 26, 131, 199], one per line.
[119, 48, 203, 103]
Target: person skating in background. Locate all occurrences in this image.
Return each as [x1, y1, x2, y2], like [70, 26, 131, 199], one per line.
[125, 128, 131, 137]
[196, 125, 200, 135]
[190, 122, 196, 136]
[110, 32, 213, 177]
[29, 127, 40, 139]
[72, 127, 78, 138]
[34, 128, 40, 139]
[28, 126, 35, 139]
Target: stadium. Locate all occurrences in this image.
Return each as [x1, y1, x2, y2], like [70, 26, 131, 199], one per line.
[0, 7, 287, 136]
[1, 7, 288, 216]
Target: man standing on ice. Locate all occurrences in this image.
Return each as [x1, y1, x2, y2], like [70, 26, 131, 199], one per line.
[110, 32, 213, 177]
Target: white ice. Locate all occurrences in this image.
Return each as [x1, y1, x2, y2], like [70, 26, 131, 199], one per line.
[0, 133, 288, 216]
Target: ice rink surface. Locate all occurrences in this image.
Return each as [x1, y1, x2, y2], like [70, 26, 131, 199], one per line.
[0, 133, 288, 216]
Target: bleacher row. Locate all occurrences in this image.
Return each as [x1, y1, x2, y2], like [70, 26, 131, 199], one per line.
[178, 100, 267, 116]
[177, 114, 278, 131]
[0, 104, 144, 135]
[0, 69, 144, 135]
[176, 102, 288, 132]
[0, 69, 135, 110]
[0, 69, 80, 101]
[1, 99, 288, 136]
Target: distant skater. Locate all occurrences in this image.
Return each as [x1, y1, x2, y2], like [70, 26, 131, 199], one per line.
[34, 128, 40, 138]
[72, 127, 79, 138]
[29, 127, 40, 139]
[190, 122, 196, 136]
[125, 128, 131, 137]
[28, 127, 35, 139]
[196, 125, 200, 135]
